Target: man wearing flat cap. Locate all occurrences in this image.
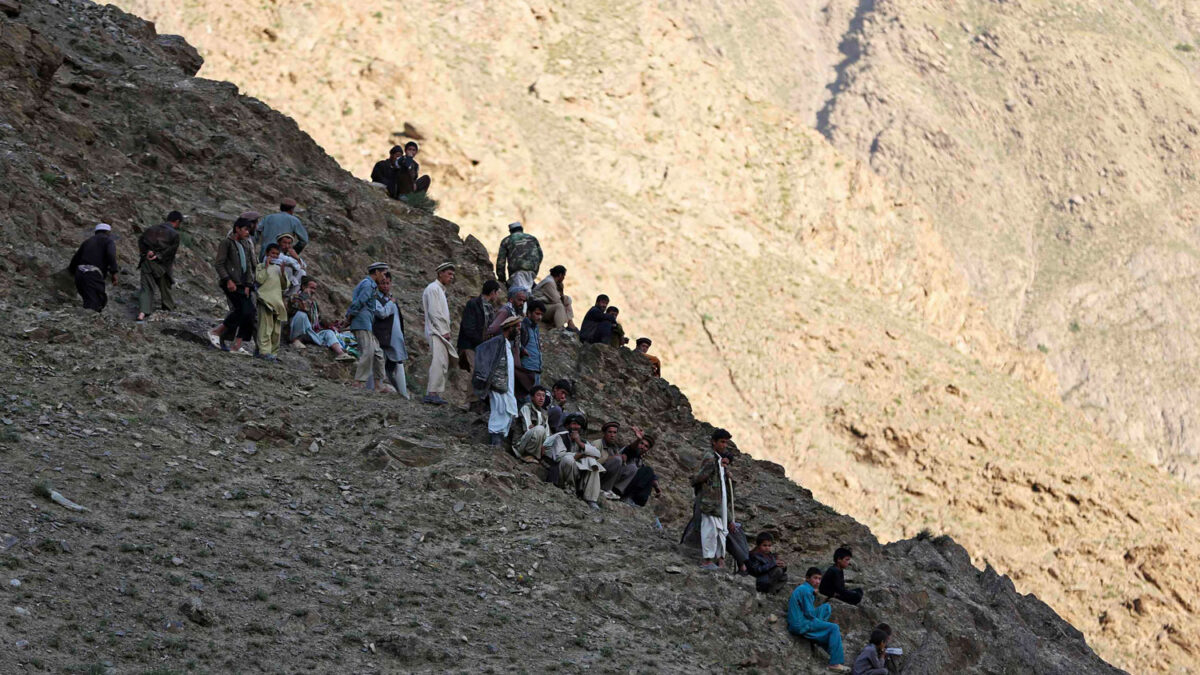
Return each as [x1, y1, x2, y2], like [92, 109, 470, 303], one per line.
[422, 262, 457, 405]
[347, 262, 392, 392]
[472, 314, 522, 445]
[635, 337, 661, 377]
[495, 221, 543, 292]
[257, 198, 308, 259]
[68, 223, 121, 312]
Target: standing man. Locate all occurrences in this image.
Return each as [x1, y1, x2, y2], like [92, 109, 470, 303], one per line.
[257, 198, 308, 258]
[457, 279, 502, 373]
[520, 300, 546, 394]
[208, 216, 257, 354]
[396, 141, 432, 196]
[347, 262, 391, 392]
[634, 337, 661, 377]
[254, 243, 289, 362]
[692, 428, 736, 570]
[495, 221, 543, 292]
[68, 223, 121, 312]
[136, 211, 181, 322]
[371, 145, 404, 198]
[485, 287, 527, 340]
[532, 265, 577, 331]
[471, 315, 522, 445]
[374, 272, 410, 397]
[422, 262, 456, 405]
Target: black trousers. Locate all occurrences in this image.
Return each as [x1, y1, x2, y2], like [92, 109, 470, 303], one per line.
[75, 270, 107, 312]
[829, 588, 864, 605]
[222, 288, 256, 341]
[624, 465, 657, 506]
[756, 567, 789, 594]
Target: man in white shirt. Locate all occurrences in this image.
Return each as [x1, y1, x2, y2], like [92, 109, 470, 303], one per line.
[422, 262, 457, 405]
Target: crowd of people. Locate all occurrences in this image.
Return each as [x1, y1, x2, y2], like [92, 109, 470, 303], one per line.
[65, 144, 894, 672]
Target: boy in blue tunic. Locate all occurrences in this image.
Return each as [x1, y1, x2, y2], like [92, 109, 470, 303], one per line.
[788, 567, 849, 671]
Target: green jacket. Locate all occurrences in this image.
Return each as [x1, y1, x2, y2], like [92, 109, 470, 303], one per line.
[691, 450, 735, 519]
[495, 231, 543, 283]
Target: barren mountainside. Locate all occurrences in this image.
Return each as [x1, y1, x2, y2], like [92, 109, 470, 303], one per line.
[6, 0, 1200, 671]
[109, 0, 1200, 672]
[0, 2, 1134, 673]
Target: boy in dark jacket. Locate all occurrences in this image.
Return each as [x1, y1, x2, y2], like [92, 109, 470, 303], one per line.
[746, 532, 788, 593]
[820, 546, 864, 605]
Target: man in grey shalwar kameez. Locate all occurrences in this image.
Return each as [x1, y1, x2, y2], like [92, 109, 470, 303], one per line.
[373, 274, 410, 398]
[472, 316, 522, 446]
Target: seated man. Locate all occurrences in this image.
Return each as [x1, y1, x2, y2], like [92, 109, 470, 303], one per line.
[788, 568, 849, 672]
[600, 425, 648, 499]
[618, 436, 662, 508]
[604, 306, 627, 347]
[746, 532, 789, 594]
[546, 378, 584, 433]
[512, 385, 550, 462]
[634, 337, 661, 377]
[820, 547, 864, 606]
[532, 265, 577, 331]
[396, 141, 432, 196]
[371, 145, 404, 197]
[289, 277, 354, 360]
[579, 294, 616, 344]
[542, 413, 604, 510]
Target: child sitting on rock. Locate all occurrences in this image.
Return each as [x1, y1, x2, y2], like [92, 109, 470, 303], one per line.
[851, 628, 889, 675]
[746, 531, 788, 593]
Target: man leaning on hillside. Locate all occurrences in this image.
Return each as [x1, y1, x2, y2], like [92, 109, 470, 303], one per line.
[136, 210, 182, 323]
[422, 262, 457, 405]
[495, 221, 543, 292]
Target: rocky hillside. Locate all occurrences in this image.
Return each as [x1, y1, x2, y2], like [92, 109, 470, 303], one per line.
[105, 0, 1200, 671]
[0, 1, 1136, 673]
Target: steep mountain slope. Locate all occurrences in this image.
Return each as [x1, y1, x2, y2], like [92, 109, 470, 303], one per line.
[0, 2, 1127, 673]
[101, 0, 1200, 671]
[817, 0, 1200, 483]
